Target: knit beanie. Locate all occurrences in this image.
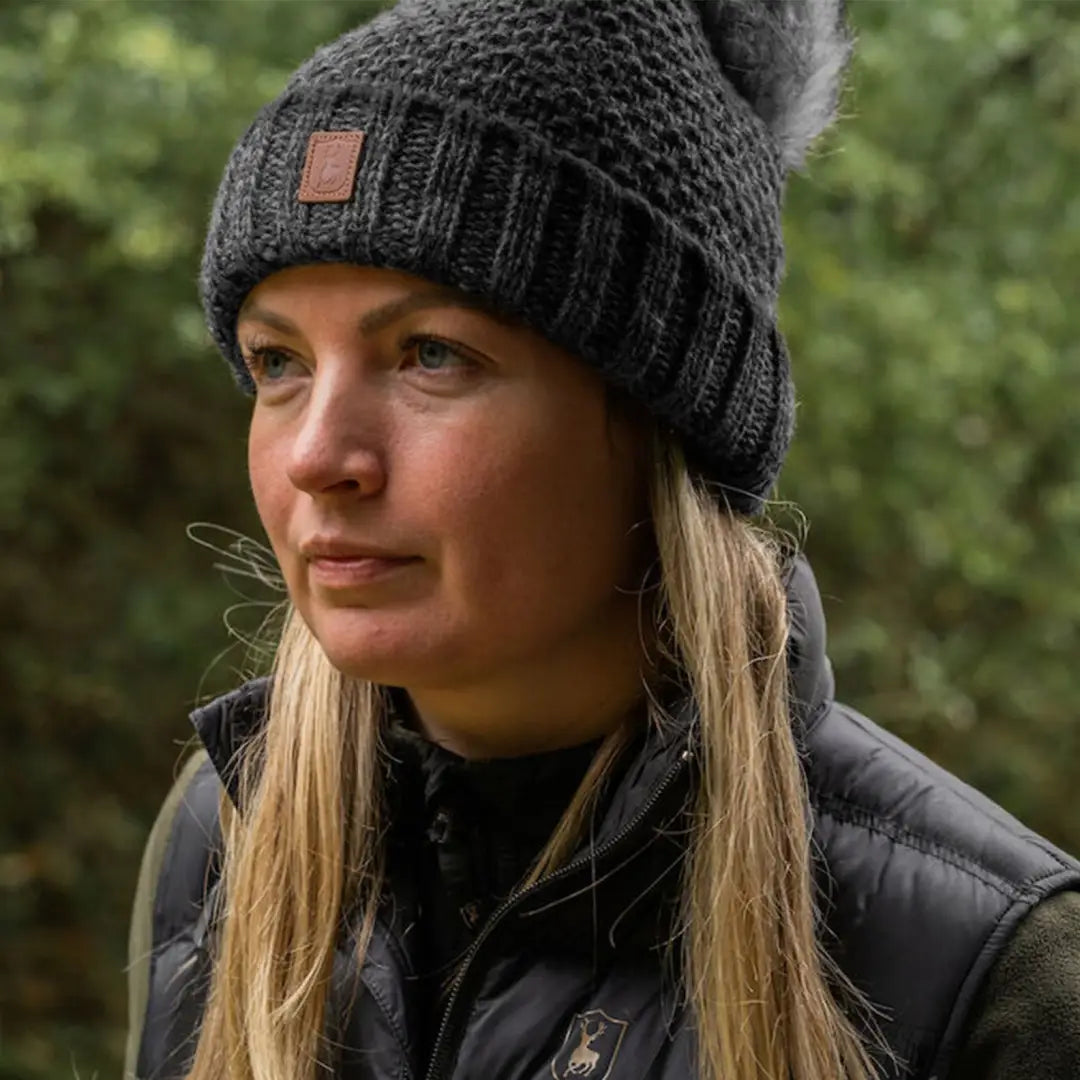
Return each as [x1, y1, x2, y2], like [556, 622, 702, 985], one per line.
[200, 0, 851, 513]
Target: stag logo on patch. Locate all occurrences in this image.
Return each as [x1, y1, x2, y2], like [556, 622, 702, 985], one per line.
[551, 1010, 629, 1079]
[297, 131, 365, 203]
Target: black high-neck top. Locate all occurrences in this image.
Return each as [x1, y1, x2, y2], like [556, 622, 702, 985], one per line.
[382, 689, 632, 1043]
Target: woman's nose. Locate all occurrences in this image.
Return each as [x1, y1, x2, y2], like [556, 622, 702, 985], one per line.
[285, 366, 387, 498]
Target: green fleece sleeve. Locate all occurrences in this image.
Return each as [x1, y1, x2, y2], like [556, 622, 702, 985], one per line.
[948, 888, 1080, 1079]
[123, 749, 210, 1080]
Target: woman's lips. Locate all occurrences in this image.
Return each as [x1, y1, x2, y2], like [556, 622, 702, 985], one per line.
[307, 555, 420, 587]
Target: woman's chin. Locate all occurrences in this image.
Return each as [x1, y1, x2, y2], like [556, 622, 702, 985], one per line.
[315, 635, 423, 685]
[305, 608, 451, 686]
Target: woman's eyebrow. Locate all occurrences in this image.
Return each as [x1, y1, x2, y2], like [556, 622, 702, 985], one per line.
[236, 287, 518, 338]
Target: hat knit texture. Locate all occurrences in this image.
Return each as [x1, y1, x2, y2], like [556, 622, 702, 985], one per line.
[201, 0, 851, 513]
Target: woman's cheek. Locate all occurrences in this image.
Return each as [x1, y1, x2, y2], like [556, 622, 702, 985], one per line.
[248, 425, 294, 560]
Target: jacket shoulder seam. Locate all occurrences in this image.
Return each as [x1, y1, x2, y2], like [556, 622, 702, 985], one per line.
[814, 790, 1058, 901]
[815, 703, 1078, 888]
[827, 705, 1069, 853]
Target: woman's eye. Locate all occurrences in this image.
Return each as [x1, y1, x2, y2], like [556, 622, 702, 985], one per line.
[407, 336, 473, 373]
[244, 345, 302, 383]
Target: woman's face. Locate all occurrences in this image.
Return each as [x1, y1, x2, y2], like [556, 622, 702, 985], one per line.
[240, 263, 651, 754]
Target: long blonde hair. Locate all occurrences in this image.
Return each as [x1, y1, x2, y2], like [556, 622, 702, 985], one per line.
[186, 431, 886, 1080]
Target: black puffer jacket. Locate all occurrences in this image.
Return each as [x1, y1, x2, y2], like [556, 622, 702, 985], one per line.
[130, 557, 1080, 1079]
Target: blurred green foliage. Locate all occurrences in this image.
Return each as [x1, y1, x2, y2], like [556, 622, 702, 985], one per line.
[0, 1, 1077, 1077]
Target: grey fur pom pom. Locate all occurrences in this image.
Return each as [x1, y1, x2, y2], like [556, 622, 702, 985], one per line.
[696, 0, 853, 170]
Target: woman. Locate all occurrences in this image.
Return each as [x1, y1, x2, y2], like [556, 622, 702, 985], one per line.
[125, 1, 1080, 1078]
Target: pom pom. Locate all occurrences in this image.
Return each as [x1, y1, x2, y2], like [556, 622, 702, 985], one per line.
[697, 0, 853, 170]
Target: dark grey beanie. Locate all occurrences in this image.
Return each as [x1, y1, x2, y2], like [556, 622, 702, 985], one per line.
[200, 0, 851, 513]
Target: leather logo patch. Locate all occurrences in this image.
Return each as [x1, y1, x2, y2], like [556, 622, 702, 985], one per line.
[551, 1010, 629, 1079]
[297, 130, 365, 203]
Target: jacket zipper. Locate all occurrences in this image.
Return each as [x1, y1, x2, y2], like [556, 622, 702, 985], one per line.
[421, 745, 693, 1080]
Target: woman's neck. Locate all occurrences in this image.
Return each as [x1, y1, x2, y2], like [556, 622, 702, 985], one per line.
[397, 600, 654, 759]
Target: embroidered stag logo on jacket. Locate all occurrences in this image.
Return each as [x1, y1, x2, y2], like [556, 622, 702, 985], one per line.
[551, 1010, 629, 1079]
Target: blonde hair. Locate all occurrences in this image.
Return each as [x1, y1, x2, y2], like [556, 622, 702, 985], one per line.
[186, 431, 886, 1080]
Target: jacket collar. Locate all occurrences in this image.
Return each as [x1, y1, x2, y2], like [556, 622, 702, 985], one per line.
[783, 553, 836, 738]
[191, 553, 836, 813]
